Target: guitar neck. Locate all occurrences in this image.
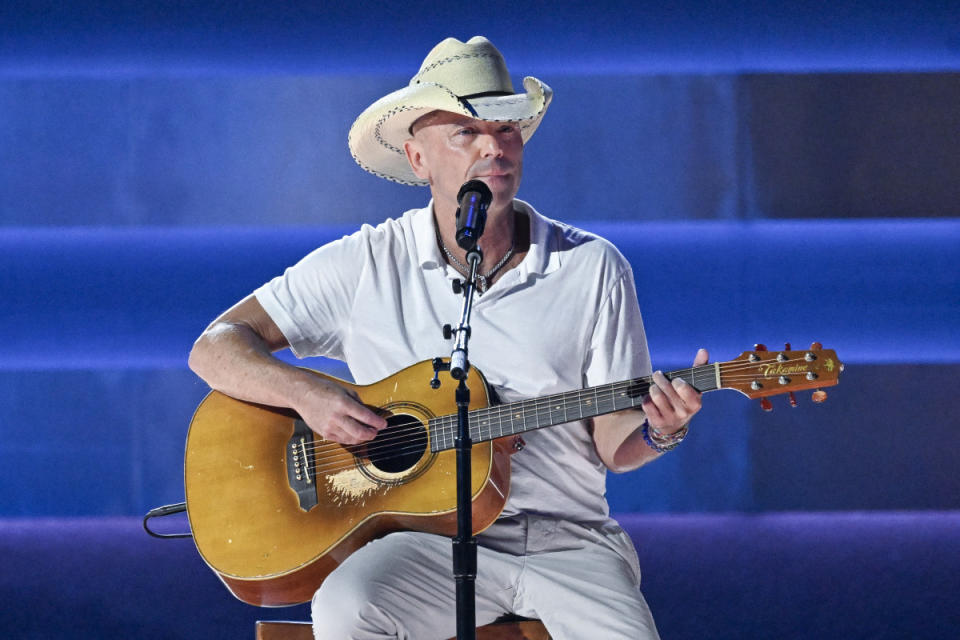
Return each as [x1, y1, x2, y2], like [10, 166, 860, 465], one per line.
[429, 364, 721, 452]
[427, 346, 843, 452]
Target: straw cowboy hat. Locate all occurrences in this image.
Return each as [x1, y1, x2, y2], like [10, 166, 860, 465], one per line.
[348, 36, 553, 186]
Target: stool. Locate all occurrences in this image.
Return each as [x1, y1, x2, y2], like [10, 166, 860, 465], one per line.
[255, 616, 550, 639]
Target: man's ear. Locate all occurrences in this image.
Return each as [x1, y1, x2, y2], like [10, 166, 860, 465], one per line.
[403, 139, 430, 181]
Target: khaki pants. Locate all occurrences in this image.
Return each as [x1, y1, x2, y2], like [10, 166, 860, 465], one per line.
[311, 514, 660, 640]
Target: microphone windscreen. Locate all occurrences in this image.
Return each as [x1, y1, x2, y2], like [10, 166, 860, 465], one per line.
[457, 180, 492, 206]
[455, 180, 492, 250]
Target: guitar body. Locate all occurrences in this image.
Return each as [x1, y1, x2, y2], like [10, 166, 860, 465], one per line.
[185, 359, 512, 606]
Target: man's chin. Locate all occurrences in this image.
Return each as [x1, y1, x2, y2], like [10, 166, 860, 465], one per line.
[482, 177, 519, 205]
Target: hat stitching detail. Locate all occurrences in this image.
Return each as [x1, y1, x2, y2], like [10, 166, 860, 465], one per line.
[412, 53, 499, 83]
[470, 96, 529, 108]
[373, 105, 423, 155]
[348, 143, 421, 186]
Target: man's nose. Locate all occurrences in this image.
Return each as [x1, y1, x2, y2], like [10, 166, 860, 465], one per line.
[478, 132, 504, 157]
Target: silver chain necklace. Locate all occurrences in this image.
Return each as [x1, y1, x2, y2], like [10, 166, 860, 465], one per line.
[441, 241, 515, 294]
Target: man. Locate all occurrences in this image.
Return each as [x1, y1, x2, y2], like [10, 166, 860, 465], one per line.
[189, 36, 707, 639]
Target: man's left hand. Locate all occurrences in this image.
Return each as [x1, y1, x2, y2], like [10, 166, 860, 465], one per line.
[642, 348, 709, 435]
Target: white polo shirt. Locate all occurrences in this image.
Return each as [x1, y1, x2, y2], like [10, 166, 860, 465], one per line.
[255, 199, 651, 527]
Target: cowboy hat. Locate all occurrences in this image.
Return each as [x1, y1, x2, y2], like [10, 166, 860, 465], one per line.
[347, 36, 553, 186]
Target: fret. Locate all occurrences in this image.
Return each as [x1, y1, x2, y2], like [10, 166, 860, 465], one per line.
[611, 387, 628, 412]
[533, 400, 545, 429]
[596, 386, 619, 415]
[519, 402, 532, 434]
[549, 400, 564, 426]
[666, 365, 718, 393]
[506, 405, 517, 437]
[472, 409, 487, 441]
[428, 417, 444, 453]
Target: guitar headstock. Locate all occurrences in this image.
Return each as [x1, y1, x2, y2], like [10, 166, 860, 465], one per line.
[719, 342, 843, 410]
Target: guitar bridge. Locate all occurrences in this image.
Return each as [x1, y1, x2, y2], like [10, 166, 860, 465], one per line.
[287, 419, 319, 512]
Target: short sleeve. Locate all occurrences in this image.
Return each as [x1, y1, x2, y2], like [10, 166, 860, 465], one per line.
[583, 262, 652, 388]
[254, 228, 370, 360]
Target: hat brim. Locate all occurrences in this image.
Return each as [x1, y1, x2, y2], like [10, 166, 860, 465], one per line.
[348, 77, 552, 186]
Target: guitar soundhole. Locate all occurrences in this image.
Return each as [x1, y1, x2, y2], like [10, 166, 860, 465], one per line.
[366, 414, 427, 474]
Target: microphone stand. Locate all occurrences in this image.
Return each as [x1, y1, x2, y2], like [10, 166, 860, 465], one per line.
[432, 244, 483, 640]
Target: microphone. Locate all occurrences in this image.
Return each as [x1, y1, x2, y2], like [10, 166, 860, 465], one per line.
[455, 180, 492, 251]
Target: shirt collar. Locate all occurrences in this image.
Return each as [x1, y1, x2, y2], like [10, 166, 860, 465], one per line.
[412, 200, 444, 269]
[513, 198, 561, 279]
[411, 197, 561, 278]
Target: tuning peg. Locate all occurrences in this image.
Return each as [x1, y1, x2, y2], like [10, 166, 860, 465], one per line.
[760, 397, 773, 412]
[788, 391, 798, 407]
[812, 389, 828, 403]
[752, 344, 768, 363]
[775, 342, 792, 362]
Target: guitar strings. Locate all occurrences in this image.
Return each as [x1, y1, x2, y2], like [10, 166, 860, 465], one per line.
[299, 372, 668, 452]
[298, 356, 819, 466]
[300, 360, 808, 470]
[301, 371, 694, 460]
[300, 355, 816, 459]
[299, 362, 721, 457]
[297, 356, 824, 477]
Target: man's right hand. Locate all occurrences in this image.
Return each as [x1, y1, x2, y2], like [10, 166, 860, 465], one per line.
[291, 376, 388, 445]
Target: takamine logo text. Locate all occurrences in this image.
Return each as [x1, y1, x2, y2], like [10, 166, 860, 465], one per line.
[758, 363, 809, 377]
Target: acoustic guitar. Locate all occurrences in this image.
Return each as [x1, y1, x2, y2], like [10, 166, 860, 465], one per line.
[185, 343, 842, 606]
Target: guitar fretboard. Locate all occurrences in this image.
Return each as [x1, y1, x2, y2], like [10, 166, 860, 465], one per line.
[428, 363, 720, 452]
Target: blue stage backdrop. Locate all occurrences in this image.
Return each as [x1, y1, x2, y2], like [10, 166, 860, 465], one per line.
[1, 0, 958, 520]
[2, 3, 960, 639]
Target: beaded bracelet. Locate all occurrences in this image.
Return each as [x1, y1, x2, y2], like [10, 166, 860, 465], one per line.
[641, 419, 689, 453]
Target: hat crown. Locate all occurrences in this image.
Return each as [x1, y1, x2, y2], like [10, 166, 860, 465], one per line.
[410, 36, 514, 97]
